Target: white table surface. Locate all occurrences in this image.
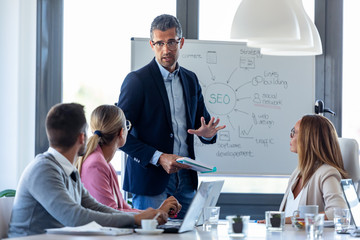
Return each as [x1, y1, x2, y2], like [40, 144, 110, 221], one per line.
[5, 221, 358, 240]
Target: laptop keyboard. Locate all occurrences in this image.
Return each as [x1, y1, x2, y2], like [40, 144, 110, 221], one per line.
[157, 220, 183, 233]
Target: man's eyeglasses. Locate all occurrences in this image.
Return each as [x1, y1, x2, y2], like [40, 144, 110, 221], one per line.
[152, 39, 180, 50]
[290, 127, 296, 138]
[126, 120, 132, 131]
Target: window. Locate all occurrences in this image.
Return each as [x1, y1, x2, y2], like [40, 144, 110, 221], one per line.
[63, 0, 175, 175]
[342, 1, 360, 144]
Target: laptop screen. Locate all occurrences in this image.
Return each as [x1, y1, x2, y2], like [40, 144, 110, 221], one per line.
[341, 179, 360, 227]
[178, 180, 224, 233]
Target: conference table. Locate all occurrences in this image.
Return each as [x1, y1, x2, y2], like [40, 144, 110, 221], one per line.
[6, 221, 358, 240]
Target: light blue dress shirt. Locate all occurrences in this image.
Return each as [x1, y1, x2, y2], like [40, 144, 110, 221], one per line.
[150, 60, 189, 165]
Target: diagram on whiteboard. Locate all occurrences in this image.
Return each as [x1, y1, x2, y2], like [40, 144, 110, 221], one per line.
[179, 44, 314, 174]
[131, 38, 315, 175]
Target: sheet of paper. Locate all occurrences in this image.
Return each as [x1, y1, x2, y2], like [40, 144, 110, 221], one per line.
[46, 221, 133, 236]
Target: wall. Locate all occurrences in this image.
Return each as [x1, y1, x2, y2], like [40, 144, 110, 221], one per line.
[0, 0, 36, 190]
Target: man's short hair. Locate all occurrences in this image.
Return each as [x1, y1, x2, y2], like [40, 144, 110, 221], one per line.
[150, 14, 183, 40]
[46, 103, 87, 150]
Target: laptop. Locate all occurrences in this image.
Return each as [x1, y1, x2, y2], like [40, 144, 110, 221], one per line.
[340, 179, 360, 236]
[158, 180, 224, 233]
[196, 180, 224, 226]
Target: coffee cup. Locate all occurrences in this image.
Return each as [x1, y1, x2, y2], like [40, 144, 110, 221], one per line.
[141, 219, 158, 231]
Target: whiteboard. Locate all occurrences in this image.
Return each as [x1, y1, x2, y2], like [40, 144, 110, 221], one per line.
[131, 38, 315, 176]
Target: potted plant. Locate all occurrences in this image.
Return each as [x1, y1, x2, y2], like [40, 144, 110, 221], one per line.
[270, 213, 281, 227]
[231, 215, 243, 233]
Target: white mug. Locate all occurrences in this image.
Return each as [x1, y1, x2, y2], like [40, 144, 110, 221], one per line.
[141, 219, 158, 231]
[294, 205, 319, 218]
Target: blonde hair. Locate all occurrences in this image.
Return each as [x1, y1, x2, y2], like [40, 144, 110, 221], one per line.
[76, 105, 126, 173]
[297, 115, 348, 186]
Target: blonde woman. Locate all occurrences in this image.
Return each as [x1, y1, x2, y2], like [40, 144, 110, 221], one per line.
[280, 115, 348, 223]
[77, 105, 180, 215]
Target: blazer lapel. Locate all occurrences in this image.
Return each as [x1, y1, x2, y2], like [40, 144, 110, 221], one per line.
[110, 165, 123, 209]
[179, 68, 193, 128]
[149, 59, 173, 130]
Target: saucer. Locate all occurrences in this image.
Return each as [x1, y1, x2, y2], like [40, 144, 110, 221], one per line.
[135, 229, 164, 235]
[228, 233, 246, 238]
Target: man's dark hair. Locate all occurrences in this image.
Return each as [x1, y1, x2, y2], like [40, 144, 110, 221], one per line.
[150, 14, 183, 40]
[45, 103, 87, 150]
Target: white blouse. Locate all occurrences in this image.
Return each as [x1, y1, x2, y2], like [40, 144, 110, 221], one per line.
[284, 188, 304, 217]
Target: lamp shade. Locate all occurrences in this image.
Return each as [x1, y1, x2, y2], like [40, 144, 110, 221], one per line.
[260, 9, 322, 56]
[231, 0, 322, 56]
[247, 0, 322, 55]
[230, 0, 300, 41]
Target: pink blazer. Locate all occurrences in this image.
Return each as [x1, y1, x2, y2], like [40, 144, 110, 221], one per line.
[80, 145, 139, 212]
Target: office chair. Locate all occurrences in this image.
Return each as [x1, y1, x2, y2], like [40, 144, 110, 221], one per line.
[0, 196, 15, 238]
[338, 138, 360, 196]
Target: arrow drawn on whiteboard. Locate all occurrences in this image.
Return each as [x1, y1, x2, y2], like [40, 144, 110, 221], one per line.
[227, 67, 238, 84]
[234, 109, 249, 115]
[226, 115, 234, 130]
[207, 65, 216, 81]
[237, 96, 251, 102]
[199, 79, 206, 88]
[235, 81, 252, 91]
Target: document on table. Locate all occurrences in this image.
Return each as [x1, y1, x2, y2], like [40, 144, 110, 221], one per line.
[46, 221, 133, 236]
[176, 157, 217, 173]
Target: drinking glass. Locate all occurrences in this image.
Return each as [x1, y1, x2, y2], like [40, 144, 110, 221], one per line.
[203, 207, 220, 231]
[305, 213, 324, 239]
[333, 208, 351, 233]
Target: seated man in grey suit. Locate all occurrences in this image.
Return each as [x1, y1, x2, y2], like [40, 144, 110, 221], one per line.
[8, 103, 175, 237]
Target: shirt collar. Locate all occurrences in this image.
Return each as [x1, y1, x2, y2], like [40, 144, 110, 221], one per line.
[155, 59, 179, 80]
[47, 147, 77, 176]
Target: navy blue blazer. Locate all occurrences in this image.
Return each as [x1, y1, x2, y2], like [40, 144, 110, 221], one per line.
[117, 58, 216, 196]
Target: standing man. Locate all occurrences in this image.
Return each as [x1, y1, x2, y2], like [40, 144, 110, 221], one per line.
[117, 14, 225, 218]
[8, 103, 169, 237]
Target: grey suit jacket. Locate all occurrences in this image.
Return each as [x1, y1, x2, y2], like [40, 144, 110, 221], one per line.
[8, 152, 135, 237]
[279, 164, 347, 219]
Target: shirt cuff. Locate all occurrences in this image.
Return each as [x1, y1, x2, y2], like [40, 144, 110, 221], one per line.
[202, 136, 214, 141]
[150, 151, 163, 166]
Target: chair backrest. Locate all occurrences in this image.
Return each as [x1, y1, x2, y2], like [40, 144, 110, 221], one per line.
[0, 197, 14, 239]
[338, 138, 360, 193]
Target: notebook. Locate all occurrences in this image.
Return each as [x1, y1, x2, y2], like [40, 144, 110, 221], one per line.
[340, 179, 360, 236]
[158, 180, 224, 233]
[46, 221, 133, 236]
[176, 157, 217, 173]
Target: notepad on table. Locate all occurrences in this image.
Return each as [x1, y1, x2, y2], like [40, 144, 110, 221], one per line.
[176, 157, 217, 173]
[46, 221, 133, 236]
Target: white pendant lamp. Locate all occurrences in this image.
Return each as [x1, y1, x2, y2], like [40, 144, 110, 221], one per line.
[230, 0, 322, 56]
[260, 13, 322, 56]
[230, 0, 300, 41]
